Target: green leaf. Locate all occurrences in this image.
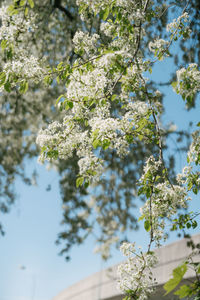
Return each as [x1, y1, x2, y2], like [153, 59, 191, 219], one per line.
[145, 186, 152, 198]
[186, 222, 191, 229]
[187, 181, 193, 191]
[0, 72, 6, 86]
[164, 263, 187, 295]
[56, 94, 64, 105]
[144, 220, 151, 232]
[92, 139, 101, 149]
[76, 177, 84, 188]
[102, 139, 110, 150]
[138, 134, 144, 141]
[28, 0, 34, 8]
[138, 215, 144, 221]
[24, 6, 29, 16]
[137, 187, 143, 196]
[57, 62, 63, 71]
[193, 187, 198, 195]
[86, 169, 97, 176]
[43, 75, 53, 85]
[126, 135, 133, 144]
[47, 149, 58, 159]
[68, 101, 73, 109]
[197, 265, 200, 274]
[4, 81, 11, 92]
[56, 76, 60, 84]
[116, 11, 122, 21]
[171, 81, 177, 89]
[20, 0, 26, 6]
[7, 4, 18, 15]
[92, 129, 99, 138]
[1, 40, 8, 51]
[192, 220, 197, 229]
[103, 7, 110, 20]
[84, 180, 90, 188]
[174, 285, 192, 298]
[111, 94, 117, 101]
[104, 49, 115, 55]
[19, 81, 28, 94]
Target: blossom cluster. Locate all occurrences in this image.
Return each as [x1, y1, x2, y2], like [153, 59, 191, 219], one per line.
[139, 155, 191, 244]
[73, 31, 100, 56]
[77, 0, 145, 23]
[36, 0, 157, 183]
[188, 130, 200, 165]
[76, 0, 147, 66]
[37, 98, 153, 182]
[176, 166, 193, 185]
[0, 5, 45, 91]
[66, 67, 110, 104]
[149, 12, 191, 60]
[148, 38, 169, 58]
[141, 182, 190, 243]
[117, 243, 157, 300]
[142, 183, 189, 219]
[166, 12, 191, 39]
[174, 64, 200, 103]
[3, 54, 44, 81]
[35, 0, 200, 298]
[0, 5, 35, 43]
[140, 156, 162, 183]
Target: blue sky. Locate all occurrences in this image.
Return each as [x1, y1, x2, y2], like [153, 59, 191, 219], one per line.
[1, 49, 200, 300]
[1, 160, 144, 300]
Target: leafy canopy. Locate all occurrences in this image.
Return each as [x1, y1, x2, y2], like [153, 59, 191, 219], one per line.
[0, 0, 200, 298]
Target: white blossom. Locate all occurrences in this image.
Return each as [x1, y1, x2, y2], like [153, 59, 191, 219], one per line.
[175, 64, 200, 100]
[149, 39, 169, 54]
[187, 130, 200, 164]
[166, 12, 191, 36]
[73, 31, 100, 55]
[120, 242, 136, 257]
[0, 5, 45, 87]
[117, 247, 157, 300]
[177, 166, 193, 185]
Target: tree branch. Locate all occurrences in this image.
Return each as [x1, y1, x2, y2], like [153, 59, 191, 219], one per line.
[53, 0, 74, 21]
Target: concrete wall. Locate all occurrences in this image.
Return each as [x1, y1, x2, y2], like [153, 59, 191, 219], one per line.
[52, 234, 200, 300]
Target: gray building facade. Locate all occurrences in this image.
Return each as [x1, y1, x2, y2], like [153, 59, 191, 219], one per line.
[52, 234, 200, 300]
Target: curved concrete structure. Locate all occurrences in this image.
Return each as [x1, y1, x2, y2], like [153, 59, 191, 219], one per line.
[52, 234, 200, 300]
